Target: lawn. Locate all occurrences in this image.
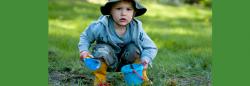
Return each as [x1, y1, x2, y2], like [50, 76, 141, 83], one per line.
[48, 0, 212, 85]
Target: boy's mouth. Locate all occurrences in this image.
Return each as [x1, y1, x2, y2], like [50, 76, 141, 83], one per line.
[119, 18, 127, 22]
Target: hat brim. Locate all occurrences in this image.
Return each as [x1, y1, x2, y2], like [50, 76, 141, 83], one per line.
[100, 1, 147, 17]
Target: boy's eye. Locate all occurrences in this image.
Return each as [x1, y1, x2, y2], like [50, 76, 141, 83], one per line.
[127, 8, 132, 11]
[116, 8, 122, 10]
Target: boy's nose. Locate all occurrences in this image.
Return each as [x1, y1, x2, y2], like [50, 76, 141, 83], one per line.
[121, 9, 127, 16]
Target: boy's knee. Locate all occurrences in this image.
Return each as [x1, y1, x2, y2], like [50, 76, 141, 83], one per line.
[122, 43, 141, 64]
[92, 44, 116, 66]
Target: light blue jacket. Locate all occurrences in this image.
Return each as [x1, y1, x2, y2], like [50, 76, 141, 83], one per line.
[78, 16, 157, 64]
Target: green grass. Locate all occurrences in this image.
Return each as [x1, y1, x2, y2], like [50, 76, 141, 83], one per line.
[49, 0, 212, 85]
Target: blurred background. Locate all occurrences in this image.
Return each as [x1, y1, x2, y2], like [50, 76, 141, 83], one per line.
[49, 0, 211, 85]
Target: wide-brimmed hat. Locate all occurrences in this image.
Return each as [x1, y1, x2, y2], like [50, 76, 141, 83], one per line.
[100, 0, 147, 17]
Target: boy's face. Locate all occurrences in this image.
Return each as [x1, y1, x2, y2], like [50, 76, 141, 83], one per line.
[110, 1, 135, 27]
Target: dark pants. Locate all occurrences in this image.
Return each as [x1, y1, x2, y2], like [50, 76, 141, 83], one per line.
[92, 43, 140, 72]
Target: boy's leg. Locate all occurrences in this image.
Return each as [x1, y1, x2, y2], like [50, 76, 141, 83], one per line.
[92, 44, 116, 86]
[121, 43, 140, 64]
[92, 44, 117, 69]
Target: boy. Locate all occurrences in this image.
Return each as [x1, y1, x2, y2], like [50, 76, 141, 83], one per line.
[78, 0, 157, 85]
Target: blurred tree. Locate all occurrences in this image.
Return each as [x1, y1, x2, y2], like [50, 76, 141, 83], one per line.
[184, 0, 199, 4]
[200, 0, 211, 7]
[184, 0, 211, 7]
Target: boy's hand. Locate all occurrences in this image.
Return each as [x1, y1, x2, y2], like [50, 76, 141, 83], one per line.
[80, 51, 91, 60]
[141, 57, 150, 69]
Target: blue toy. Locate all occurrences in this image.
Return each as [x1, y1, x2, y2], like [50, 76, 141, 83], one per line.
[83, 58, 101, 71]
[121, 64, 144, 86]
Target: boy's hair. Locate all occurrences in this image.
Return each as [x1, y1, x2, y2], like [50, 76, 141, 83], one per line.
[100, 0, 147, 17]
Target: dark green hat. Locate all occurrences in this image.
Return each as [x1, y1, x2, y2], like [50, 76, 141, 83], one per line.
[100, 0, 147, 17]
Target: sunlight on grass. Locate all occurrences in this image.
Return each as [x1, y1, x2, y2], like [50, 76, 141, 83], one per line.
[49, 20, 77, 30]
[144, 2, 211, 21]
[145, 27, 199, 36]
[49, 17, 94, 38]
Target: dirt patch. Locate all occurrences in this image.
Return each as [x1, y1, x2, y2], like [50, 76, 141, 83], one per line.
[49, 70, 93, 86]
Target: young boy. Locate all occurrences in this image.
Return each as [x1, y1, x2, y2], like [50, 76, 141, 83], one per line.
[78, 0, 157, 85]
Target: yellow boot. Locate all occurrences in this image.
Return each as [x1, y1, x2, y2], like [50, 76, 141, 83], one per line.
[142, 69, 153, 86]
[93, 61, 108, 86]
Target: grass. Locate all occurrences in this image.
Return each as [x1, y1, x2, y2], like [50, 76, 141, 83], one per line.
[48, 0, 212, 85]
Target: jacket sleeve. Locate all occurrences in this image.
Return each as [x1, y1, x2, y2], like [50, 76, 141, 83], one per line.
[78, 22, 99, 52]
[138, 22, 158, 63]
